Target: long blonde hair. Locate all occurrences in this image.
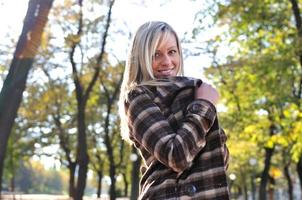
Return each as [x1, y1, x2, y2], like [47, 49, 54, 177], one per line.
[119, 21, 184, 141]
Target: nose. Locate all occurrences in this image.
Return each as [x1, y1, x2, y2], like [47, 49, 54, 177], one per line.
[161, 54, 172, 66]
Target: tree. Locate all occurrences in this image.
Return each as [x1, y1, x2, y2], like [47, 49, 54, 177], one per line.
[20, 79, 78, 198]
[66, 0, 115, 199]
[193, 0, 302, 199]
[98, 65, 123, 200]
[0, 0, 54, 196]
[288, 0, 302, 191]
[130, 147, 141, 200]
[3, 118, 37, 194]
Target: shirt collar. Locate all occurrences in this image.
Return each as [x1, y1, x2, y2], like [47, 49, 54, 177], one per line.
[152, 76, 202, 104]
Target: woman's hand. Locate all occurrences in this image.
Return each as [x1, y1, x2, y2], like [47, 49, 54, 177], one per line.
[195, 82, 220, 105]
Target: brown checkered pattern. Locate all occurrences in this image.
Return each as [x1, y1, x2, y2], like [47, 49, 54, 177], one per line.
[125, 77, 229, 200]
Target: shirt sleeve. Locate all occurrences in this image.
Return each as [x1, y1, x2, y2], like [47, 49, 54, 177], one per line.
[126, 88, 217, 173]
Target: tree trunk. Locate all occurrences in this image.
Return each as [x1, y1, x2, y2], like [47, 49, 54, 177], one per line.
[130, 147, 141, 200]
[9, 175, 15, 200]
[97, 171, 103, 198]
[289, 0, 302, 37]
[284, 163, 293, 200]
[54, 115, 77, 198]
[240, 171, 248, 200]
[9, 145, 15, 194]
[289, 0, 302, 193]
[251, 173, 256, 200]
[259, 147, 274, 200]
[243, 183, 248, 200]
[109, 157, 116, 200]
[268, 176, 275, 200]
[297, 155, 302, 191]
[10, 176, 15, 193]
[259, 120, 276, 200]
[105, 106, 116, 200]
[74, 108, 89, 200]
[0, 0, 53, 196]
[68, 162, 76, 198]
[122, 173, 129, 197]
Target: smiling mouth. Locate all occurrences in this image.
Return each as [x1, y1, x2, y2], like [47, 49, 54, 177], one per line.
[154, 66, 178, 78]
[157, 67, 175, 74]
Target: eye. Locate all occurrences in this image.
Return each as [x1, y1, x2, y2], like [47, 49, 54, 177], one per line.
[153, 52, 161, 59]
[169, 49, 177, 55]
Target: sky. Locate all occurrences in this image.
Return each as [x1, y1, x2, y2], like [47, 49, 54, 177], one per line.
[0, 0, 214, 169]
[0, 0, 29, 41]
[0, 0, 213, 80]
[114, 0, 200, 36]
[0, 0, 202, 35]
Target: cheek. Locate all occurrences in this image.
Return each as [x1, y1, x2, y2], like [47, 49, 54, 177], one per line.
[173, 67, 179, 75]
[152, 60, 159, 71]
[173, 57, 180, 67]
[175, 59, 181, 74]
[151, 63, 157, 77]
[173, 59, 179, 66]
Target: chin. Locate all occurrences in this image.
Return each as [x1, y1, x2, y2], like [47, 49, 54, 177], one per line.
[156, 73, 177, 78]
[156, 74, 171, 78]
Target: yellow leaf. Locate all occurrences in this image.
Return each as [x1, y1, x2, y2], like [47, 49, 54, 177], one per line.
[269, 167, 282, 179]
[65, 34, 82, 46]
[265, 139, 274, 149]
[41, 31, 48, 50]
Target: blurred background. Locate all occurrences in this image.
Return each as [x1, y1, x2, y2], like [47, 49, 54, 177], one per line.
[0, 0, 302, 199]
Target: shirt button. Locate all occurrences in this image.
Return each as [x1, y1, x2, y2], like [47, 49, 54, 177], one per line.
[184, 184, 197, 196]
[191, 104, 201, 113]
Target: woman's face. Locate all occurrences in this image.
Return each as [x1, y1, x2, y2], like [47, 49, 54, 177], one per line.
[152, 33, 180, 78]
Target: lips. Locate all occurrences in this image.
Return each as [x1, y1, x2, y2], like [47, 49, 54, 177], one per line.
[156, 67, 175, 76]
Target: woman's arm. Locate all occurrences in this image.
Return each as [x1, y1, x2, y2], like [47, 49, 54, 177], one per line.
[126, 87, 217, 173]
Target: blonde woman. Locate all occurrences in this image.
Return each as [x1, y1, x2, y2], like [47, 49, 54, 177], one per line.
[119, 21, 229, 200]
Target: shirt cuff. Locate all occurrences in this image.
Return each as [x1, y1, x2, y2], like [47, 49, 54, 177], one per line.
[186, 99, 217, 126]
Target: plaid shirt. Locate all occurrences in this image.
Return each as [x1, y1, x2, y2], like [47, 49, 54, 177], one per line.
[125, 77, 229, 200]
